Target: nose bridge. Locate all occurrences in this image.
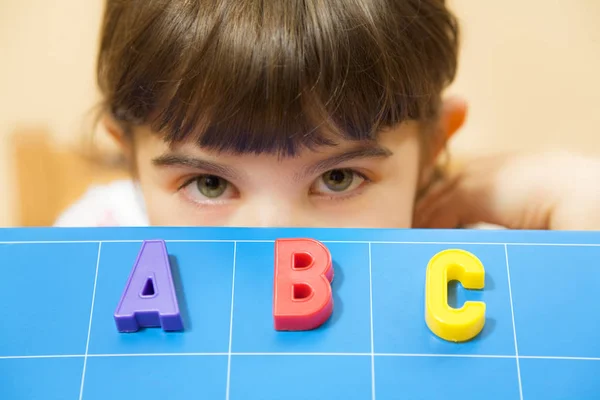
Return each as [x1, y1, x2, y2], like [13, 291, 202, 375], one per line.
[240, 197, 309, 227]
[256, 198, 299, 227]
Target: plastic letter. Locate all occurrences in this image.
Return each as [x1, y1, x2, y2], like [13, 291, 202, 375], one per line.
[425, 249, 486, 342]
[273, 238, 334, 331]
[114, 240, 183, 332]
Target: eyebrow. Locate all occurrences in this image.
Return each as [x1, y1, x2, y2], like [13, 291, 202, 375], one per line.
[152, 154, 242, 181]
[300, 143, 393, 179]
[152, 142, 392, 181]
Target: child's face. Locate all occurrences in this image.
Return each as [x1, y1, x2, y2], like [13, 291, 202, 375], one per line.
[127, 122, 424, 228]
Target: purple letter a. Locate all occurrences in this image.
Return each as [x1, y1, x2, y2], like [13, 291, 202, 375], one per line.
[114, 240, 183, 332]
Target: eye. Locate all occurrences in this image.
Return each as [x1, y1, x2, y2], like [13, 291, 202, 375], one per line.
[311, 168, 367, 196]
[195, 175, 228, 198]
[180, 174, 237, 203]
[322, 169, 354, 191]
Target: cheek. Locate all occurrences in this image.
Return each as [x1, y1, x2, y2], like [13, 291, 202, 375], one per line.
[355, 183, 415, 228]
[349, 159, 419, 228]
[138, 182, 230, 226]
[313, 174, 417, 229]
[136, 181, 177, 226]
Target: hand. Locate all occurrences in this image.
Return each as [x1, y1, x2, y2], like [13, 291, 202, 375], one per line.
[413, 151, 600, 230]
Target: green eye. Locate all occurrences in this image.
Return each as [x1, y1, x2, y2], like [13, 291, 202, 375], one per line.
[196, 175, 228, 198]
[322, 169, 354, 192]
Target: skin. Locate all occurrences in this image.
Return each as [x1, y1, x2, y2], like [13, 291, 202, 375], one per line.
[129, 122, 422, 228]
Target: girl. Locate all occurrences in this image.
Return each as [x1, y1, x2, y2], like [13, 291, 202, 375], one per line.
[56, 0, 600, 230]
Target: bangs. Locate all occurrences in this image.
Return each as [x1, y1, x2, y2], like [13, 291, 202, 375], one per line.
[98, 0, 459, 156]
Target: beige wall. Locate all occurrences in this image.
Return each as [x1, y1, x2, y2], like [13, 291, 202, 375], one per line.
[0, 0, 105, 226]
[448, 0, 600, 155]
[0, 0, 599, 226]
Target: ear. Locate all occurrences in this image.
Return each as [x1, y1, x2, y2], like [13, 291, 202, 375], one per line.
[431, 96, 468, 159]
[102, 113, 127, 147]
[416, 96, 468, 195]
[101, 112, 139, 168]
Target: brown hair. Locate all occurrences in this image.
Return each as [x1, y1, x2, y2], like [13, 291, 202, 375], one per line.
[97, 0, 459, 157]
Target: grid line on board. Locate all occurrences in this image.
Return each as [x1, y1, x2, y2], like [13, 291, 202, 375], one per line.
[368, 242, 376, 400]
[225, 241, 237, 400]
[1, 239, 600, 247]
[504, 244, 524, 400]
[4, 352, 600, 360]
[78, 242, 102, 400]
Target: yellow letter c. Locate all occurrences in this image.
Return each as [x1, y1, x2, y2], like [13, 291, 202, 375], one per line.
[425, 249, 486, 342]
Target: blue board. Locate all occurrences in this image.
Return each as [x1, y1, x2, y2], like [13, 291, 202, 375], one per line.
[1, 227, 599, 399]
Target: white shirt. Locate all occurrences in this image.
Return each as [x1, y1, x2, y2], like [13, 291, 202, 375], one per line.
[54, 180, 149, 227]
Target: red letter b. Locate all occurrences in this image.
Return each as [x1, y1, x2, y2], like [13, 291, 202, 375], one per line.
[273, 238, 334, 331]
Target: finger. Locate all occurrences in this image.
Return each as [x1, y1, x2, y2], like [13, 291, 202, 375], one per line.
[415, 174, 460, 214]
[414, 169, 464, 226]
[414, 178, 465, 228]
[414, 195, 461, 228]
[415, 170, 500, 229]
